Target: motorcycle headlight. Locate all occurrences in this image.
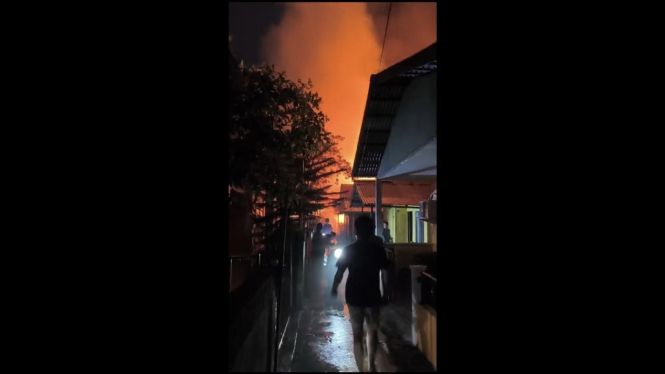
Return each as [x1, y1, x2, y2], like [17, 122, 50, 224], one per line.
[334, 248, 343, 259]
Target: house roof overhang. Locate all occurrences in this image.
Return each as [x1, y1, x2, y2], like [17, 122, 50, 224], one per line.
[351, 42, 437, 179]
[350, 179, 436, 207]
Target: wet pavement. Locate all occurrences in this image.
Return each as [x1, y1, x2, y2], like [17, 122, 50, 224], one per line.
[279, 257, 435, 372]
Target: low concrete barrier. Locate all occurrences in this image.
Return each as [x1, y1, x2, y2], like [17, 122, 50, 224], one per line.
[385, 243, 435, 318]
[410, 265, 437, 370]
[385, 243, 435, 274]
[228, 269, 277, 372]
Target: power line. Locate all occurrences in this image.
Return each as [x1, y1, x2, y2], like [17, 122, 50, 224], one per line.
[359, 2, 392, 179]
[378, 2, 393, 73]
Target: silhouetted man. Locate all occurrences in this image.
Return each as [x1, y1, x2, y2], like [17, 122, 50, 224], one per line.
[382, 221, 393, 243]
[331, 215, 390, 372]
[322, 218, 333, 235]
[312, 223, 326, 259]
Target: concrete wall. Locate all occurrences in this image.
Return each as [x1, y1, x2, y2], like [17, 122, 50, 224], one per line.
[232, 302, 270, 372]
[383, 207, 434, 244]
[415, 305, 437, 369]
[378, 72, 437, 178]
[430, 223, 437, 252]
[420, 225, 437, 367]
[229, 190, 253, 257]
[229, 271, 276, 372]
[386, 243, 435, 274]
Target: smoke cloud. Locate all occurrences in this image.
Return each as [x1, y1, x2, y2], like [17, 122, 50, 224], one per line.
[367, 2, 437, 69]
[261, 2, 437, 186]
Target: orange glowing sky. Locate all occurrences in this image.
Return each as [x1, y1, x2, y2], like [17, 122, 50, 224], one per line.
[262, 2, 437, 186]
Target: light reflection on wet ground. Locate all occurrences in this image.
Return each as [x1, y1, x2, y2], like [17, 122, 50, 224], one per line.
[290, 260, 358, 372]
[287, 259, 433, 372]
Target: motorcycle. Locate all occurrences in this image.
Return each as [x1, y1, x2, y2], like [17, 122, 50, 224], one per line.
[323, 232, 340, 266]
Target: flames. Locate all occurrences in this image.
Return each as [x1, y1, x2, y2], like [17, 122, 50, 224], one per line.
[260, 2, 436, 224]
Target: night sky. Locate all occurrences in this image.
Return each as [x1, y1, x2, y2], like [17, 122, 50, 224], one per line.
[228, 2, 436, 69]
[229, 2, 436, 229]
[229, 2, 285, 66]
[229, 2, 436, 186]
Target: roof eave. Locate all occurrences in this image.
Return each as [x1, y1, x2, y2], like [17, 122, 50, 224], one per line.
[371, 42, 437, 85]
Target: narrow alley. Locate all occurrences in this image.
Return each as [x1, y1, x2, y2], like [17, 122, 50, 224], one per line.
[277, 258, 434, 372]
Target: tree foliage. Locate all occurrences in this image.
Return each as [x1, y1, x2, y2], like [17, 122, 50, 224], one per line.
[229, 45, 351, 249]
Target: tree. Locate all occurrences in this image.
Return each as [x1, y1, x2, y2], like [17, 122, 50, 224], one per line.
[228, 45, 351, 252]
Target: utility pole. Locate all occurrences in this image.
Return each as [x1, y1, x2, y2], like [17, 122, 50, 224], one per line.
[375, 179, 383, 237]
[299, 158, 306, 307]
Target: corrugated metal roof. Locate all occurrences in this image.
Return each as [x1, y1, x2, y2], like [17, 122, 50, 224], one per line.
[354, 180, 436, 206]
[352, 42, 437, 178]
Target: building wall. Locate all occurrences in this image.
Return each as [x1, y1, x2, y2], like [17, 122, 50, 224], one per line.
[229, 189, 253, 257]
[394, 207, 408, 243]
[382, 207, 396, 242]
[389, 243, 435, 272]
[229, 272, 276, 372]
[382, 206, 434, 244]
[423, 220, 428, 243]
[407, 207, 426, 243]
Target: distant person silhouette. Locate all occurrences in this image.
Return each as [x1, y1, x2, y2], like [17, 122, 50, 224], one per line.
[323, 232, 337, 265]
[382, 221, 393, 243]
[322, 218, 333, 235]
[311, 223, 326, 259]
[331, 215, 390, 372]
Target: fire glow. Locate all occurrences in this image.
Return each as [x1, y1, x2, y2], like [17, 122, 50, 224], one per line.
[262, 3, 437, 185]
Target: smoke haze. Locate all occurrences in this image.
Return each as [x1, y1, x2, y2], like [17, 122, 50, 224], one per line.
[262, 2, 437, 187]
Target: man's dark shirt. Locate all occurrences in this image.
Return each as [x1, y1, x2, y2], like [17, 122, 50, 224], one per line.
[382, 228, 392, 243]
[336, 239, 390, 307]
